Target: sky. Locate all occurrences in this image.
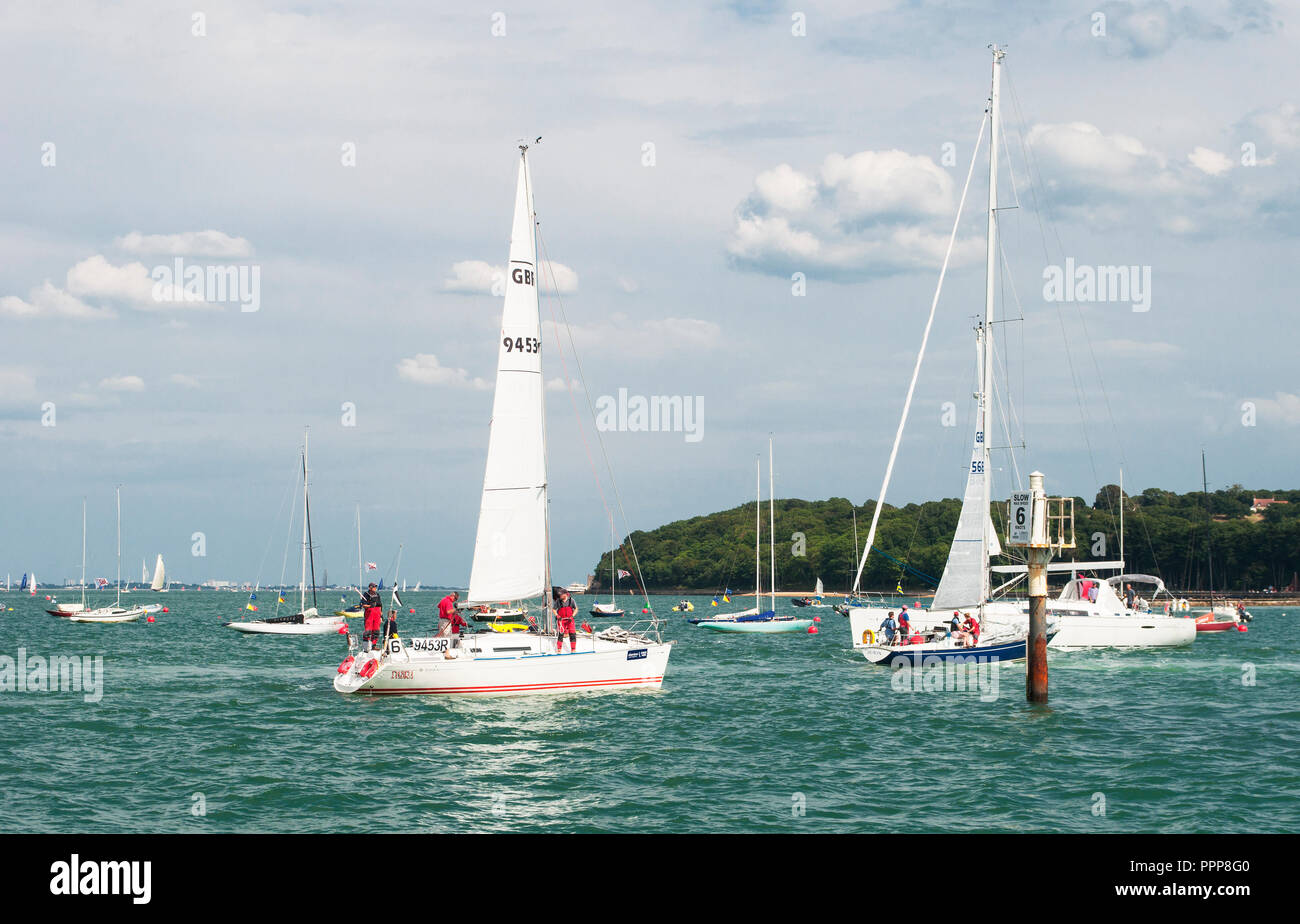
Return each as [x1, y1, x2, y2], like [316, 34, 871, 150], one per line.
[1, 0, 1297, 588]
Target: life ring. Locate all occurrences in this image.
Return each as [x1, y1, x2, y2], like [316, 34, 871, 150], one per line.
[861, 629, 875, 645]
[358, 659, 378, 679]
[337, 655, 355, 674]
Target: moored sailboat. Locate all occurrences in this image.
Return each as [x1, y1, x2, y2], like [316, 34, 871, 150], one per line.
[228, 431, 345, 635]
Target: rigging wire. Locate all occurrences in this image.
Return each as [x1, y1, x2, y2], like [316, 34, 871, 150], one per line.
[534, 220, 654, 613]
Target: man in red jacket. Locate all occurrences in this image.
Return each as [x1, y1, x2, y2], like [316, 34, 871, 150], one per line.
[437, 591, 466, 637]
[361, 582, 383, 650]
[556, 590, 578, 653]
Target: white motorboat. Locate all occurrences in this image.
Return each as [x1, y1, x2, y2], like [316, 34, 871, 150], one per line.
[228, 431, 345, 636]
[336, 143, 671, 695]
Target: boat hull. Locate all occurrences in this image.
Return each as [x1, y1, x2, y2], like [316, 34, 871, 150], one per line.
[334, 631, 671, 696]
[227, 616, 345, 635]
[860, 636, 1029, 665]
[695, 618, 813, 634]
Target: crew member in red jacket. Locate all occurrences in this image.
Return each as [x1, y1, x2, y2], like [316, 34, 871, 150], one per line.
[437, 591, 466, 637]
[360, 582, 383, 650]
[556, 590, 578, 653]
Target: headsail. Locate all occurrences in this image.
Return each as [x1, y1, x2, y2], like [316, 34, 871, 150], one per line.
[150, 554, 166, 591]
[468, 149, 549, 604]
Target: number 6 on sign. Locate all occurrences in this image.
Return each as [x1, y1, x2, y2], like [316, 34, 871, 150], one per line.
[1009, 492, 1030, 546]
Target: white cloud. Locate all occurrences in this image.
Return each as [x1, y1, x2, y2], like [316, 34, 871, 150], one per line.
[728, 147, 977, 279]
[1187, 146, 1233, 176]
[0, 281, 115, 321]
[444, 259, 579, 295]
[396, 354, 490, 390]
[1253, 392, 1300, 426]
[116, 230, 252, 258]
[66, 254, 156, 303]
[99, 375, 144, 392]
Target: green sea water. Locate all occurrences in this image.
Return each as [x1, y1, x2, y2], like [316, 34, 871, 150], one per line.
[1, 591, 1296, 833]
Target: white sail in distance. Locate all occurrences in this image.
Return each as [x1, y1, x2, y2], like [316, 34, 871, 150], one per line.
[468, 150, 549, 604]
[150, 554, 166, 591]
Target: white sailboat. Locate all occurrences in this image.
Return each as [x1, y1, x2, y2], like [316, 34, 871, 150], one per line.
[693, 438, 812, 634]
[337, 144, 671, 695]
[590, 515, 626, 617]
[228, 431, 346, 635]
[52, 491, 149, 623]
[150, 554, 167, 592]
[847, 48, 1190, 657]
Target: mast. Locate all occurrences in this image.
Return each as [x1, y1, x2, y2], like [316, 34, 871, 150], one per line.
[305, 434, 318, 610]
[355, 504, 362, 595]
[768, 435, 776, 612]
[755, 457, 761, 604]
[1119, 466, 1125, 567]
[609, 512, 617, 606]
[1202, 451, 1215, 605]
[299, 430, 308, 613]
[115, 486, 122, 606]
[979, 44, 1004, 609]
[81, 499, 87, 608]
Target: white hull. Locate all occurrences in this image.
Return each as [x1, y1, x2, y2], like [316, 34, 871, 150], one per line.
[335, 631, 671, 696]
[1049, 612, 1195, 648]
[228, 611, 345, 635]
[696, 618, 812, 634]
[68, 606, 147, 623]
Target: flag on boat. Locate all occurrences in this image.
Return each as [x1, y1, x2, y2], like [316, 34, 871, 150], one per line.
[617, 569, 630, 580]
[723, 593, 731, 603]
[278, 595, 285, 603]
[711, 598, 719, 606]
[95, 577, 109, 588]
[366, 562, 378, 571]
[246, 603, 258, 611]
[896, 582, 903, 593]
[249, 593, 257, 600]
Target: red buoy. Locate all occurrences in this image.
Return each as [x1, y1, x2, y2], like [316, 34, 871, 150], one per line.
[146, 616, 155, 623]
[337, 625, 348, 635]
[1237, 624, 1248, 632]
[409, 608, 415, 614]
[161, 607, 169, 613]
[808, 626, 818, 634]
[813, 616, 821, 623]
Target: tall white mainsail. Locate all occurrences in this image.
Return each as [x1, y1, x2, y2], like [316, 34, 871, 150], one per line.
[469, 147, 549, 605]
[150, 554, 166, 591]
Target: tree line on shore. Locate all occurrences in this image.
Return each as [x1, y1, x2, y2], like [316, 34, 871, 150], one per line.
[591, 485, 1300, 595]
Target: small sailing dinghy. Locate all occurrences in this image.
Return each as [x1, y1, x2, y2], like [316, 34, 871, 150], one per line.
[336, 143, 670, 695]
[694, 439, 813, 634]
[228, 431, 346, 635]
[51, 492, 148, 623]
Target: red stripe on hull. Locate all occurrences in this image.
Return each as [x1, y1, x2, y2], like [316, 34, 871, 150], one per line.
[359, 675, 665, 695]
